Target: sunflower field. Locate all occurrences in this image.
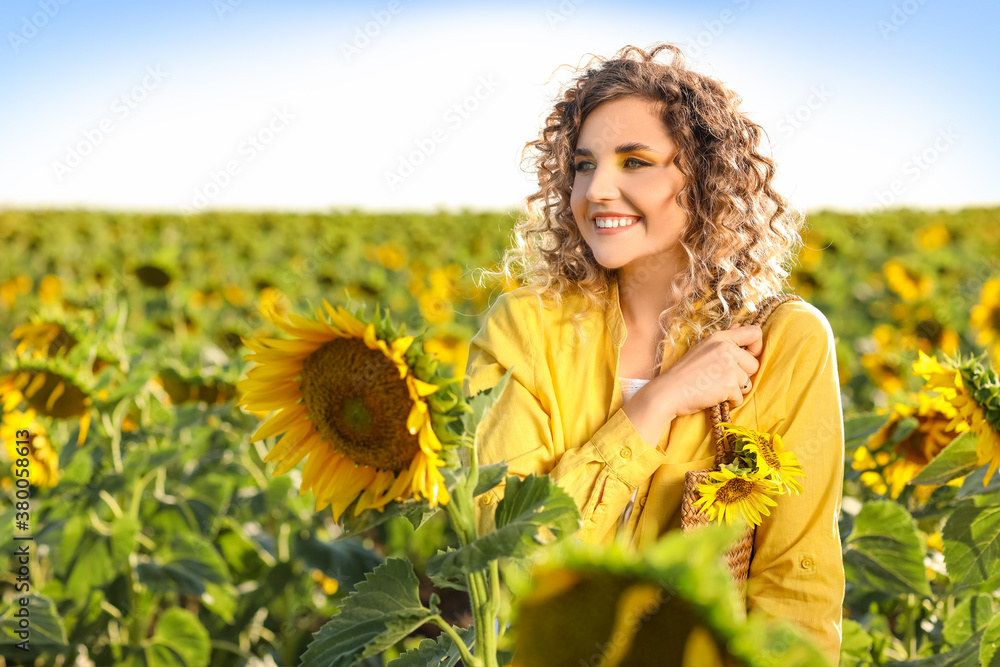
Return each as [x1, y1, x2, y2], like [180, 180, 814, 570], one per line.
[1, 206, 1000, 666]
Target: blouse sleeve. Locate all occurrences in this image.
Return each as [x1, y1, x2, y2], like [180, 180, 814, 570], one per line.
[746, 302, 846, 663]
[462, 291, 669, 544]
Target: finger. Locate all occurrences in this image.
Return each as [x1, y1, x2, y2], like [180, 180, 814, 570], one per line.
[729, 385, 744, 407]
[724, 325, 763, 356]
[732, 347, 761, 375]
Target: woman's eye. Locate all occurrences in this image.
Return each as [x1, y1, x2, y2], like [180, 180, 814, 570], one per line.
[572, 157, 649, 172]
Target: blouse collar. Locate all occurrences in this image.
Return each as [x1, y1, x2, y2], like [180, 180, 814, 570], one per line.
[604, 271, 628, 349]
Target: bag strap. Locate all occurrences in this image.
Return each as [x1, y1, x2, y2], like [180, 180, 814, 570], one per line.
[709, 293, 804, 466]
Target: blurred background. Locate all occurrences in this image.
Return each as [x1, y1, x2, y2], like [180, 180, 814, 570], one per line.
[1, 0, 997, 213]
[1, 1, 999, 665]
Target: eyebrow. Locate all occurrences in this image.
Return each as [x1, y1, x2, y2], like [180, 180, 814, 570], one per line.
[573, 142, 661, 158]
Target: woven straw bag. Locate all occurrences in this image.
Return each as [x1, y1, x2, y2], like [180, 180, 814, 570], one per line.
[680, 293, 803, 595]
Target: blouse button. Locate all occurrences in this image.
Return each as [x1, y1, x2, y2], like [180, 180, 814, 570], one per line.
[620, 447, 632, 459]
[638, 497, 646, 508]
[800, 556, 814, 569]
[482, 495, 492, 505]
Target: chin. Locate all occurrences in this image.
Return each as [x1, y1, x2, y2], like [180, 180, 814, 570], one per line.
[590, 253, 632, 271]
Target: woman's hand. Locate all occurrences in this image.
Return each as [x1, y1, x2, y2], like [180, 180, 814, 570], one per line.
[653, 324, 764, 419]
[620, 324, 763, 448]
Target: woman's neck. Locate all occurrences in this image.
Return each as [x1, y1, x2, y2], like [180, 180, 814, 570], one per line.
[616, 251, 685, 332]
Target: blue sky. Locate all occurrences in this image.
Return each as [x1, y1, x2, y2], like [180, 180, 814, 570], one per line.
[0, 0, 996, 214]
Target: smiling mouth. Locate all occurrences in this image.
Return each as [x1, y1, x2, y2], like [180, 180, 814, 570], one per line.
[593, 216, 642, 230]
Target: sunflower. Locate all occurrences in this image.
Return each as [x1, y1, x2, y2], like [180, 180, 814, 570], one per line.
[868, 392, 967, 499]
[237, 299, 462, 522]
[508, 527, 829, 667]
[970, 277, 1000, 367]
[38, 274, 62, 304]
[257, 286, 292, 321]
[156, 367, 238, 406]
[1, 408, 60, 489]
[0, 275, 32, 309]
[882, 259, 933, 303]
[913, 350, 1000, 486]
[3, 365, 92, 446]
[861, 351, 906, 396]
[913, 222, 950, 251]
[720, 424, 805, 496]
[11, 321, 78, 359]
[692, 467, 781, 528]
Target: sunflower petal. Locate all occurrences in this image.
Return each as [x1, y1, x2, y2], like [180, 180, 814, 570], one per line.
[301, 442, 336, 495]
[330, 465, 378, 522]
[407, 401, 427, 435]
[322, 300, 366, 337]
[391, 336, 414, 357]
[313, 451, 353, 504]
[251, 405, 308, 442]
[408, 376, 440, 398]
[24, 372, 47, 398]
[77, 410, 91, 447]
[45, 380, 66, 413]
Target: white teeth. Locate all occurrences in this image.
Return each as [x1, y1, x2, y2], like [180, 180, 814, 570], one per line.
[595, 217, 638, 229]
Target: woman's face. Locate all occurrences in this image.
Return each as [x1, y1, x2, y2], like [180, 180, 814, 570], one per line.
[570, 96, 688, 271]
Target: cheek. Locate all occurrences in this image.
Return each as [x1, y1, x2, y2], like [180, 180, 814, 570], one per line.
[569, 189, 587, 223]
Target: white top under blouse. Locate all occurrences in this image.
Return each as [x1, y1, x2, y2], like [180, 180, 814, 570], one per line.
[617, 376, 652, 534]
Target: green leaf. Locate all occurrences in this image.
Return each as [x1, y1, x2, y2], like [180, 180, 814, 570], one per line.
[110, 516, 141, 568]
[839, 619, 874, 666]
[137, 534, 229, 596]
[146, 607, 211, 667]
[427, 572, 468, 593]
[0, 593, 67, 647]
[943, 593, 995, 647]
[982, 612, 1000, 667]
[66, 537, 118, 600]
[200, 581, 237, 625]
[942, 503, 1000, 594]
[910, 432, 980, 486]
[473, 462, 508, 497]
[55, 514, 87, 577]
[294, 534, 381, 592]
[425, 474, 581, 579]
[957, 464, 1000, 498]
[844, 413, 890, 450]
[300, 558, 434, 666]
[463, 365, 513, 440]
[215, 524, 270, 579]
[338, 497, 441, 540]
[386, 624, 475, 667]
[886, 417, 919, 446]
[843, 500, 931, 597]
[885, 627, 985, 666]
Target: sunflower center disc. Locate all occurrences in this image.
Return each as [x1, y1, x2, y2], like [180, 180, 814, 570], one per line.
[716, 477, 754, 504]
[300, 337, 421, 472]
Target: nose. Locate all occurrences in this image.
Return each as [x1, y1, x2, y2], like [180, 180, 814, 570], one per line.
[585, 160, 620, 202]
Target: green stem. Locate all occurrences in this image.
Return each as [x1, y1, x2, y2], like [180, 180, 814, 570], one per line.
[429, 615, 481, 667]
[130, 469, 158, 519]
[444, 445, 498, 667]
[904, 593, 917, 658]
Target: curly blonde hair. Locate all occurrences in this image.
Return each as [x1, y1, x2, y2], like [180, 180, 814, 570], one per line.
[475, 42, 806, 374]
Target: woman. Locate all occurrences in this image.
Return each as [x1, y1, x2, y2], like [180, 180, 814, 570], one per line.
[464, 43, 845, 661]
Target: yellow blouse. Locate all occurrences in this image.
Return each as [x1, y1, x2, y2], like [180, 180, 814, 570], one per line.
[462, 273, 845, 662]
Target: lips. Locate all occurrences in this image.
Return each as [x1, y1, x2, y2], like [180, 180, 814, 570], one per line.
[592, 214, 642, 235]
